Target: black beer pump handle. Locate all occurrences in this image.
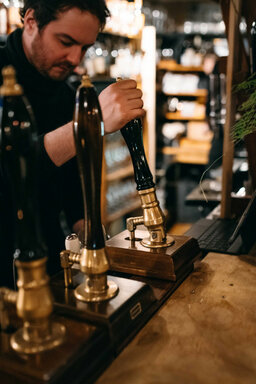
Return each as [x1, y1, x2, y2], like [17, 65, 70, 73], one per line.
[121, 118, 155, 191]
[73, 76, 105, 250]
[0, 66, 45, 261]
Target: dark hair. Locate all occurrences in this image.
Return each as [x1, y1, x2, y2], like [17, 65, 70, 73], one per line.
[20, 0, 110, 30]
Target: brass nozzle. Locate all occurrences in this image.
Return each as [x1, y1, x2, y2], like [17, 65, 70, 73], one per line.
[126, 187, 174, 248]
[0, 287, 17, 331]
[126, 216, 144, 240]
[60, 250, 81, 288]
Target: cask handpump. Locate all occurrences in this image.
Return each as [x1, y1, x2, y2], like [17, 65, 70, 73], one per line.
[0, 66, 65, 354]
[106, 78, 201, 280]
[60, 75, 119, 302]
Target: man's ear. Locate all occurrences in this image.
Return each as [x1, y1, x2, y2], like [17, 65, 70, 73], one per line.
[23, 8, 37, 35]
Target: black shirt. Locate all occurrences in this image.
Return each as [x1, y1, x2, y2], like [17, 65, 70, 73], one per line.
[0, 28, 84, 287]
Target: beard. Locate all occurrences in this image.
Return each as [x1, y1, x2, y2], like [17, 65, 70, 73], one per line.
[29, 36, 76, 81]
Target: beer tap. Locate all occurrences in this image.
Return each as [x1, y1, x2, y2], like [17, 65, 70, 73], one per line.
[117, 78, 174, 248]
[105, 79, 201, 281]
[0, 66, 65, 353]
[60, 75, 118, 302]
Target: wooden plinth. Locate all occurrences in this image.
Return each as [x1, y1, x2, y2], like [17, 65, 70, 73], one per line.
[51, 273, 156, 353]
[0, 315, 111, 384]
[106, 230, 201, 280]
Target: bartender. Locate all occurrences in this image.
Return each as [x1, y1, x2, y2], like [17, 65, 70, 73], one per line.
[0, 0, 145, 287]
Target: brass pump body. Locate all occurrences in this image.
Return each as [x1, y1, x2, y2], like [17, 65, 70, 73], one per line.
[127, 187, 174, 248]
[0, 258, 65, 354]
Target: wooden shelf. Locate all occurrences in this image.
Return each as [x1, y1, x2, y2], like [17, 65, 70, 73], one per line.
[157, 60, 204, 72]
[165, 111, 206, 121]
[163, 89, 208, 98]
[160, 138, 212, 165]
[157, 55, 211, 166]
[106, 199, 141, 223]
[165, 102, 206, 121]
[106, 164, 134, 182]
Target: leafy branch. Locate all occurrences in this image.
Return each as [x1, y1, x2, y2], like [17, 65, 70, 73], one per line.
[232, 73, 256, 141]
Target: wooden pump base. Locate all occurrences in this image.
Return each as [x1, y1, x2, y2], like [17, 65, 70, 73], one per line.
[106, 230, 201, 281]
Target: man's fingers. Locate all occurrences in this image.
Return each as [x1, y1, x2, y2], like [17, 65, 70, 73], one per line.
[128, 108, 146, 120]
[125, 88, 143, 100]
[115, 79, 137, 89]
[126, 98, 144, 110]
[98, 78, 145, 134]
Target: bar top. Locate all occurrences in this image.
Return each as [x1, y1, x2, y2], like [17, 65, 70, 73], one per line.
[96, 252, 256, 384]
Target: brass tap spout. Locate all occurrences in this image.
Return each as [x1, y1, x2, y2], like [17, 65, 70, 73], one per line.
[60, 250, 81, 288]
[126, 216, 144, 241]
[0, 288, 17, 331]
[0, 287, 17, 305]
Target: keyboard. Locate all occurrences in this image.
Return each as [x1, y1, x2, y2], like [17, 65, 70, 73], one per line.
[197, 219, 238, 252]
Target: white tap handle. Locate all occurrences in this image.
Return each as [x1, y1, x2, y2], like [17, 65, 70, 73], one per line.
[65, 233, 81, 254]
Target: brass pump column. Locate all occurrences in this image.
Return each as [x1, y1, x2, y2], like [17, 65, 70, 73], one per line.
[72, 75, 118, 302]
[11, 257, 65, 354]
[0, 258, 65, 354]
[117, 78, 174, 248]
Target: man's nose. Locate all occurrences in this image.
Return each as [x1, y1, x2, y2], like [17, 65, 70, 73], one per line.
[66, 46, 82, 66]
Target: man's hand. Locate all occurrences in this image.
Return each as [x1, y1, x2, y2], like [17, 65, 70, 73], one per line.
[44, 79, 145, 167]
[99, 79, 145, 134]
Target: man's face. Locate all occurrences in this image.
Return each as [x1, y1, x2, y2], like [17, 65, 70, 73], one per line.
[23, 8, 100, 80]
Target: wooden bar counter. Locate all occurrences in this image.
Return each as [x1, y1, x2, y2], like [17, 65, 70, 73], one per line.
[96, 252, 256, 384]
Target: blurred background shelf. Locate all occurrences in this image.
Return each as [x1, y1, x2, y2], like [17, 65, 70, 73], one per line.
[106, 164, 134, 183]
[105, 199, 141, 224]
[157, 60, 204, 72]
[163, 89, 207, 97]
[161, 138, 212, 165]
[165, 111, 206, 121]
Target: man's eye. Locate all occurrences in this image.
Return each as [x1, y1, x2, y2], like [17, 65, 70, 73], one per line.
[60, 40, 73, 47]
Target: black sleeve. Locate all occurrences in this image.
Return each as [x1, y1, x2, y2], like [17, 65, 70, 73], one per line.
[62, 157, 84, 230]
